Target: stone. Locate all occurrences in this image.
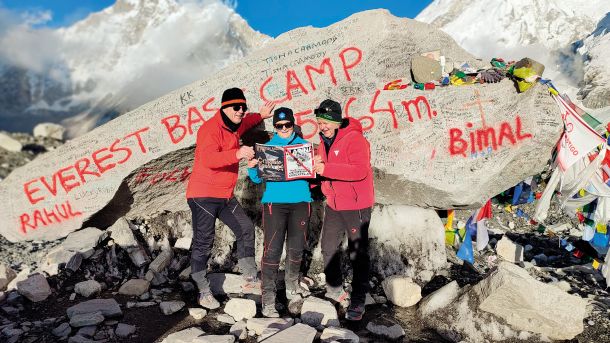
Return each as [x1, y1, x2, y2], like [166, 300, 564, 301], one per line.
[109, 218, 149, 267]
[67, 299, 122, 319]
[217, 314, 236, 325]
[161, 327, 205, 343]
[6, 267, 29, 291]
[188, 307, 207, 320]
[300, 297, 339, 327]
[0, 133, 22, 152]
[115, 323, 136, 338]
[39, 247, 80, 276]
[77, 326, 96, 337]
[160, 301, 185, 315]
[0, 291, 5, 303]
[174, 236, 192, 250]
[224, 298, 256, 321]
[0, 264, 17, 291]
[74, 280, 102, 298]
[62, 228, 107, 259]
[320, 327, 359, 342]
[411, 55, 442, 83]
[229, 321, 247, 340]
[70, 311, 104, 327]
[118, 279, 150, 296]
[209, 273, 261, 295]
[422, 262, 588, 342]
[52, 322, 71, 337]
[16, 273, 52, 302]
[417, 281, 460, 317]
[246, 317, 293, 336]
[33, 123, 66, 140]
[496, 236, 524, 263]
[68, 335, 95, 343]
[149, 250, 173, 273]
[366, 318, 406, 340]
[550, 280, 571, 292]
[193, 335, 235, 343]
[261, 323, 316, 343]
[382, 275, 422, 307]
[368, 205, 446, 280]
[0, 10, 561, 243]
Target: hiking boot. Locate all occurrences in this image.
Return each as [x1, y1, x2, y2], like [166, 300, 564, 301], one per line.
[261, 303, 280, 318]
[198, 292, 220, 310]
[286, 285, 311, 301]
[345, 302, 365, 321]
[324, 286, 350, 307]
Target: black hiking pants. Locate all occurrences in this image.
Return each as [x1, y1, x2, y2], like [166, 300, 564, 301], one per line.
[321, 205, 372, 305]
[188, 197, 255, 290]
[261, 202, 310, 305]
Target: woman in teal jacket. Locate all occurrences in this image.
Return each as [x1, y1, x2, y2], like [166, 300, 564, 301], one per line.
[247, 107, 312, 317]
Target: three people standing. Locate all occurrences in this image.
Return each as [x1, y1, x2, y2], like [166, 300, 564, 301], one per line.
[187, 88, 374, 321]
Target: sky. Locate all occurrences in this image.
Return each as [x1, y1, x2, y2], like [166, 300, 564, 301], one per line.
[0, 0, 433, 36]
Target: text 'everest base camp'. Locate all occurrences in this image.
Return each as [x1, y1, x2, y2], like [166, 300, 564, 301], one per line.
[1, 5, 610, 343]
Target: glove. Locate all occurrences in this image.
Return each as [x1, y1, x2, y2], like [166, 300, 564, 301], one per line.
[478, 69, 504, 83]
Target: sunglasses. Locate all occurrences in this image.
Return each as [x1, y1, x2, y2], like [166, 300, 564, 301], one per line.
[314, 107, 333, 115]
[274, 122, 294, 130]
[231, 104, 248, 112]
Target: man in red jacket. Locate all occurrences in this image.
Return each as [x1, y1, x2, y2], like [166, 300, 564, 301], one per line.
[313, 99, 375, 321]
[186, 87, 274, 309]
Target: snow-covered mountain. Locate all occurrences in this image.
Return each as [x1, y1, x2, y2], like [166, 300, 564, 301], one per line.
[575, 13, 610, 109]
[416, 0, 610, 110]
[0, 0, 267, 137]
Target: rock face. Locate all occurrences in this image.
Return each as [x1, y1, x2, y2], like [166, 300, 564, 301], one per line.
[0, 9, 561, 242]
[421, 262, 588, 342]
[368, 205, 446, 280]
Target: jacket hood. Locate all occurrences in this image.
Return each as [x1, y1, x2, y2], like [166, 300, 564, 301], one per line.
[334, 117, 363, 142]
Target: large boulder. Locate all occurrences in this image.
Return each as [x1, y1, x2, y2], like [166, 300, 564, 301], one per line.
[0, 264, 17, 291]
[0, 10, 561, 242]
[420, 262, 588, 342]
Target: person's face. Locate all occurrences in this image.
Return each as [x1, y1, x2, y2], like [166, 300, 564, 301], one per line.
[223, 103, 247, 124]
[317, 119, 340, 138]
[274, 120, 294, 138]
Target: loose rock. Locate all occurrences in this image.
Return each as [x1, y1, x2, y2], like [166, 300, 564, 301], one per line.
[224, 298, 256, 321]
[160, 301, 185, 315]
[118, 279, 150, 296]
[115, 323, 136, 338]
[74, 280, 102, 298]
[496, 236, 524, 263]
[366, 318, 406, 340]
[300, 296, 339, 327]
[320, 327, 359, 342]
[17, 273, 52, 302]
[382, 275, 422, 307]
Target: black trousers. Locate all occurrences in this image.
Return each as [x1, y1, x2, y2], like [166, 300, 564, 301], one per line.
[261, 202, 310, 304]
[321, 205, 372, 305]
[188, 197, 255, 275]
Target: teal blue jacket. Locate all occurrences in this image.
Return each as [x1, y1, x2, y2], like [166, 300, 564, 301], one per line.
[248, 133, 313, 204]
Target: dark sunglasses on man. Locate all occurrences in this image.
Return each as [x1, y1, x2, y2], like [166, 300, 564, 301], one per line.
[232, 104, 248, 112]
[274, 122, 294, 130]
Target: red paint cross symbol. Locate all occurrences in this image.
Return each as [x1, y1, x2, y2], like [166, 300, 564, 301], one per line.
[463, 89, 495, 128]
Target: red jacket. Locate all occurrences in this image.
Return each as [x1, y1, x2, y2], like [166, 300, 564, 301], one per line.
[317, 118, 375, 210]
[186, 111, 262, 199]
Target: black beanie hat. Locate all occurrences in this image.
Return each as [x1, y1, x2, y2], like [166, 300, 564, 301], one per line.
[220, 88, 246, 109]
[273, 107, 295, 125]
[314, 99, 342, 123]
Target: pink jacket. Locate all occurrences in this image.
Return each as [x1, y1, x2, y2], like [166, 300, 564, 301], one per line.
[317, 118, 375, 210]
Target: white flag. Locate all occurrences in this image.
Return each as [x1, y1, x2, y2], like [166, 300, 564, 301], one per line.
[554, 95, 604, 171]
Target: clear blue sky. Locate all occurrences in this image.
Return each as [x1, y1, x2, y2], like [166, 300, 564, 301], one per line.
[0, 0, 432, 36]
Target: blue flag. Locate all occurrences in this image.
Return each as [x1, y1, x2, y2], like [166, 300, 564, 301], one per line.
[457, 231, 474, 264]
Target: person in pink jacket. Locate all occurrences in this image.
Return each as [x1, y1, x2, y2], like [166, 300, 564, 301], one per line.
[312, 99, 375, 321]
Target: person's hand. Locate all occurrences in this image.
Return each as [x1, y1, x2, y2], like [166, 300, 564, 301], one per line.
[247, 158, 259, 168]
[259, 101, 276, 119]
[236, 146, 255, 160]
[313, 161, 325, 175]
[313, 155, 324, 165]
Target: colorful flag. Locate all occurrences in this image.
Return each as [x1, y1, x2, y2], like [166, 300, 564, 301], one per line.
[456, 230, 474, 264]
[553, 95, 605, 171]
